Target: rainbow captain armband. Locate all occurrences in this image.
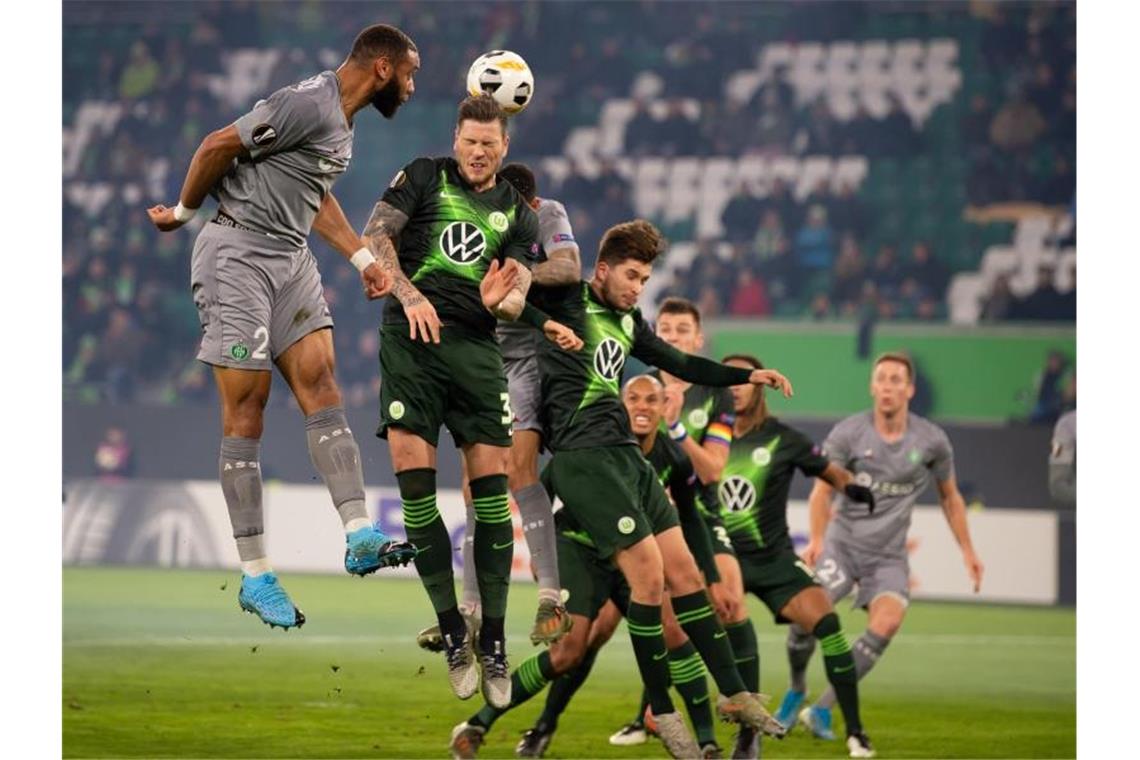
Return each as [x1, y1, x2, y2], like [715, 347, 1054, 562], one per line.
[705, 420, 733, 447]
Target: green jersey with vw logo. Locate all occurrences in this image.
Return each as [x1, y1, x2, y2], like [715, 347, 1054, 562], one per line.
[380, 156, 539, 336]
[718, 416, 829, 558]
[533, 281, 754, 452]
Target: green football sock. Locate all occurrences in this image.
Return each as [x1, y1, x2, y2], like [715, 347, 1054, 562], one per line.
[814, 612, 863, 735]
[671, 590, 748, 696]
[725, 619, 760, 693]
[397, 468, 460, 632]
[818, 630, 890, 709]
[470, 474, 512, 649]
[627, 601, 676, 716]
[668, 640, 716, 746]
[471, 651, 556, 730]
[537, 646, 600, 732]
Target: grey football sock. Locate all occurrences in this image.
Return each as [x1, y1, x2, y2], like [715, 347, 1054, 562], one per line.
[235, 535, 266, 562]
[304, 405, 369, 528]
[461, 497, 481, 611]
[817, 630, 890, 709]
[514, 482, 560, 596]
[787, 623, 816, 693]
[220, 436, 264, 546]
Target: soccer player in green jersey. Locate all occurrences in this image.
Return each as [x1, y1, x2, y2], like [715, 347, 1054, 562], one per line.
[508, 374, 732, 759]
[716, 354, 876, 759]
[360, 95, 574, 708]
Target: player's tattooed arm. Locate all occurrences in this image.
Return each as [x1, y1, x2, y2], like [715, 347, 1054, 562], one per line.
[363, 200, 441, 343]
[362, 201, 422, 305]
[531, 246, 581, 286]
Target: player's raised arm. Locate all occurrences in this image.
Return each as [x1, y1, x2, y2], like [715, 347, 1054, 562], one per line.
[147, 124, 247, 231]
[361, 198, 441, 343]
[312, 191, 392, 299]
[935, 475, 985, 592]
[633, 325, 794, 397]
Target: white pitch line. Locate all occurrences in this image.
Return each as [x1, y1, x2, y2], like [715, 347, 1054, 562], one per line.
[63, 633, 1074, 648]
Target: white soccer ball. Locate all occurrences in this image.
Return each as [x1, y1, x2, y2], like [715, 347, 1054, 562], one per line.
[466, 50, 534, 115]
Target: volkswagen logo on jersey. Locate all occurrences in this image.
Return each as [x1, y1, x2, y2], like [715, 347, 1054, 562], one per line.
[439, 221, 486, 265]
[719, 475, 757, 513]
[593, 338, 626, 381]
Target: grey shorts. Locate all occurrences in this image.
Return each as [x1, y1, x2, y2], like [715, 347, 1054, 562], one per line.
[504, 352, 543, 434]
[814, 539, 910, 611]
[190, 222, 333, 370]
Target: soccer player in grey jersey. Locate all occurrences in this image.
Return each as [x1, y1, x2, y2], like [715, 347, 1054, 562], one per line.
[782, 353, 986, 749]
[1049, 409, 1076, 506]
[147, 25, 421, 629]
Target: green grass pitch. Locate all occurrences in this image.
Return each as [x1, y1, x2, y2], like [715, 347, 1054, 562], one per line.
[63, 567, 1075, 758]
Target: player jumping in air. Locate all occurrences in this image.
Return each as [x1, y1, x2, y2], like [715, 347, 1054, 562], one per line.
[416, 162, 581, 652]
[778, 353, 984, 759]
[147, 24, 421, 630]
[359, 95, 577, 708]
[449, 219, 792, 759]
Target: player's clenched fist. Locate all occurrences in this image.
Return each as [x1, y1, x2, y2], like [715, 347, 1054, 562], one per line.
[147, 204, 187, 232]
[361, 262, 393, 300]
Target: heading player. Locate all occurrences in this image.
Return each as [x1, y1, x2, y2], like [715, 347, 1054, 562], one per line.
[781, 353, 984, 758]
[147, 24, 420, 629]
[360, 95, 575, 709]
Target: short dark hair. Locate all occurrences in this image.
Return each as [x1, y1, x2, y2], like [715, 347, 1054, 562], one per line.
[597, 220, 666, 266]
[456, 94, 508, 134]
[499, 163, 536, 202]
[349, 24, 416, 67]
[873, 351, 914, 382]
[658, 297, 701, 327]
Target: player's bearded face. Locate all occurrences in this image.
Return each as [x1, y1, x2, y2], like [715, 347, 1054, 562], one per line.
[454, 121, 507, 188]
[599, 260, 651, 310]
[623, 382, 663, 435]
[371, 76, 404, 118]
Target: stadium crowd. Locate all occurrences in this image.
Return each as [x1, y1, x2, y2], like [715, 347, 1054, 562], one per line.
[63, 1, 1075, 405]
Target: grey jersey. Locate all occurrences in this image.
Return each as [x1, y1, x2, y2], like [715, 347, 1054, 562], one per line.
[823, 411, 955, 558]
[1049, 410, 1076, 505]
[216, 71, 353, 248]
[496, 198, 578, 356]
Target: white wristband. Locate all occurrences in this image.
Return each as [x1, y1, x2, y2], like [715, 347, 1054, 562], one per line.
[173, 202, 198, 223]
[668, 420, 688, 442]
[350, 247, 376, 272]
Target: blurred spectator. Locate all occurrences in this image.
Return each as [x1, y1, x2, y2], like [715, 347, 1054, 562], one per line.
[656, 99, 700, 156]
[759, 178, 802, 241]
[721, 183, 764, 243]
[1011, 265, 1068, 321]
[118, 41, 159, 100]
[828, 182, 866, 238]
[962, 94, 993, 149]
[94, 426, 135, 479]
[990, 89, 1047, 152]
[1036, 154, 1075, 206]
[869, 244, 904, 298]
[901, 241, 949, 299]
[981, 273, 1016, 322]
[728, 267, 771, 317]
[793, 204, 836, 292]
[753, 86, 794, 153]
[830, 235, 867, 313]
[625, 98, 659, 156]
[751, 208, 787, 266]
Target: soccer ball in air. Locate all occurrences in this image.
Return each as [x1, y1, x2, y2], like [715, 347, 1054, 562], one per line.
[466, 50, 534, 115]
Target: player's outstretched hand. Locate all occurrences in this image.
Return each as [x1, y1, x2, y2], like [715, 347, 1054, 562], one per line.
[748, 368, 793, 398]
[361, 262, 392, 300]
[964, 550, 985, 593]
[480, 258, 519, 311]
[541, 319, 583, 352]
[147, 204, 186, 232]
[404, 294, 441, 344]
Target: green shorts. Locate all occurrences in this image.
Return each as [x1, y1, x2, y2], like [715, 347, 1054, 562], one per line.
[377, 324, 512, 448]
[704, 512, 737, 557]
[738, 546, 821, 623]
[549, 445, 679, 560]
[555, 529, 630, 620]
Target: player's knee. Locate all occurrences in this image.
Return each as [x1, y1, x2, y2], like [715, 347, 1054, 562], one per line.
[224, 392, 268, 438]
[506, 458, 538, 492]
